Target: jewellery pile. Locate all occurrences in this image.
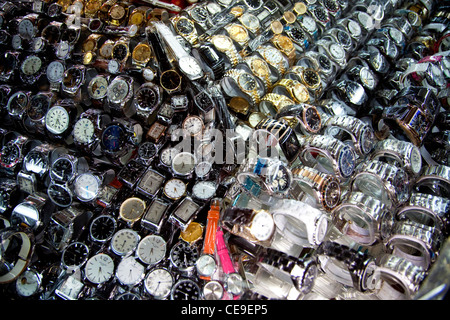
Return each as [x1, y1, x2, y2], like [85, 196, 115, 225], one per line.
[0, 0, 449, 301]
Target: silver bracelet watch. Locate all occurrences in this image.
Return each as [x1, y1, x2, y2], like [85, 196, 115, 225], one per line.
[332, 191, 394, 246]
[322, 114, 377, 157]
[370, 138, 422, 177]
[414, 165, 450, 199]
[396, 192, 450, 234]
[351, 159, 410, 208]
[384, 220, 442, 271]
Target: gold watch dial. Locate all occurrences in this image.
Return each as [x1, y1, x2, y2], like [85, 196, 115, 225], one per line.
[109, 4, 126, 20]
[119, 197, 146, 222]
[82, 39, 96, 52]
[211, 35, 233, 51]
[228, 25, 248, 42]
[179, 222, 204, 244]
[85, 0, 102, 14]
[132, 43, 151, 63]
[250, 58, 270, 77]
[292, 83, 310, 103]
[248, 112, 266, 128]
[129, 11, 145, 26]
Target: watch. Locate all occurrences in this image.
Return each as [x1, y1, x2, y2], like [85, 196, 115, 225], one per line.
[61, 65, 86, 100]
[115, 256, 145, 287]
[106, 75, 138, 117]
[171, 152, 196, 179]
[144, 267, 174, 299]
[163, 178, 187, 201]
[47, 181, 73, 208]
[118, 197, 147, 226]
[168, 196, 201, 231]
[0, 133, 33, 177]
[72, 108, 111, 155]
[396, 192, 450, 235]
[210, 34, 243, 67]
[110, 228, 141, 257]
[136, 168, 165, 198]
[6, 90, 32, 123]
[299, 134, 357, 181]
[44, 99, 79, 141]
[316, 241, 380, 293]
[117, 159, 147, 189]
[272, 78, 311, 104]
[222, 69, 263, 106]
[134, 82, 163, 124]
[284, 66, 323, 101]
[171, 278, 202, 300]
[195, 200, 220, 280]
[15, 268, 42, 298]
[322, 115, 377, 157]
[140, 197, 170, 234]
[89, 214, 117, 245]
[414, 165, 450, 199]
[256, 44, 289, 79]
[243, 55, 276, 92]
[370, 138, 422, 177]
[270, 34, 297, 66]
[131, 42, 152, 69]
[49, 153, 89, 184]
[290, 164, 341, 212]
[332, 190, 394, 246]
[84, 253, 115, 285]
[169, 241, 199, 276]
[22, 143, 55, 179]
[0, 228, 34, 284]
[72, 171, 103, 203]
[216, 227, 245, 296]
[171, 15, 200, 47]
[136, 234, 167, 266]
[276, 103, 322, 135]
[342, 57, 379, 91]
[61, 241, 89, 273]
[315, 38, 347, 69]
[384, 220, 442, 271]
[26, 92, 57, 135]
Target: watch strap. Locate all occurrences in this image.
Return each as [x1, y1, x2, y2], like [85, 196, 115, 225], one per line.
[203, 200, 220, 255]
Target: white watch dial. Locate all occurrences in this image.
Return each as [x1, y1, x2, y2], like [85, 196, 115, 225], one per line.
[195, 254, 217, 277]
[88, 75, 108, 99]
[410, 146, 422, 174]
[73, 172, 100, 202]
[21, 55, 42, 76]
[172, 152, 196, 176]
[107, 78, 129, 103]
[136, 235, 167, 265]
[182, 116, 203, 136]
[45, 105, 70, 135]
[250, 210, 275, 241]
[73, 118, 96, 144]
[144, 268, 173, 299]
[178, 56, 203, 79]
[110, 228, 140, 256]
[18, 19, 34, 39]
[15, 270, 41, 297]
[160, 147, 179, 166]
[46, 61, 65, 83]
[115, 256, 145, 286]
[85, 253, 114, 284]
[329, 43, 345, 60]
[163, 178, 186, 200]
[192, 180, 217, 200]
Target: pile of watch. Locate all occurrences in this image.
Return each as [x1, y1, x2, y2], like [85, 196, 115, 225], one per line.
[0, 0, 449, 301]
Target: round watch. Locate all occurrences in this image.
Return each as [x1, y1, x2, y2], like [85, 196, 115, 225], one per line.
[144, 267, 174, 299]
[119, 197, 146, 225]
[115, 256, 145, 287]
[84, 253, 114, 284]
[110, 228, 140, 257]
[136, 235, 166, 265]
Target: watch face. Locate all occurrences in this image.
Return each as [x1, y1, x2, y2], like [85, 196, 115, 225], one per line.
[329, 43, 345, 60]
[0, 143, 20, 168]
[61, 242, 89, 270]
[337, 30, 352, 48]
[116, 256, 145, 286]
[171, 279, 201, 300]
[46, 61, 65, 83]
[160, 70, 181, 92]
[244, 0, 263, 10]
[241, 13, 260, 30]
[47, 182, 73, 207]
[110, 228, 140, 256]
[192, 180, 217, 200]
[178, 56, 203, 79]
[238, 73, 258, 92]
[73, 117, 96, 145]
[182, 116, 203, 136]
[160, 147, 179, 167]
[226, 273, 244, 296]
[85, 253, 114, 284]
[137, 169, 165, 196]
[359, 67, 376, 90]
[28, 94, 50, 121]
[410, 146, 422, 174]
[109, 4, 126, 20]
[99, 42, 114, 58]
[196, 253, 218, 277]
[313, 6, 329, 23]
[107, 78, 129, 103]
[7, 91, 29, 117]
[265, 161, 292, 194]
[56, 41, 71, 59]
[170, 241, 199, 272]
[73, 172, 100, 202]
[301, 263, 318, 294]
[89, 215, 116, 242]
[119, 197, 146, 223]
[135, 85, 159, 111]
[318, 54, 332, 72]
[45, 105, 70, 135]
[194, 91, 214, 112]
[323, 0, 339, 13]
[173, 198, 200, 224]
[88, 75, 108, 99]
[138, 142, 158, 161]
[136, 235, 166, 265]
[303, 69, 321, 89]
[24, 151, 48, 176]
[176, 18, 194, 34]
[50, 157, 74, 182]
[15, 270, 41, 297]
[303, 105, 322, 133]
[142, 199, 169, 227]
[21, 55, 42, 76]
[250, 210, 274, 241]
[172, 152, 196, 176]
[347, 20, 362, 38]
[132, 43, 151, 62]
[321, 178, 341, 210]
[301, 15, 317, 33]
[191, 6, 209, 23]
[112, 43, 128, 61]
[211, 35, 233, 51]
[360, 127, 375, 155]
[101, 124, 125, 153]
[144, 268, 173, 299]
[195, 161, 212, 178]
[18, 19, 35, 39]
[203, 280, 224, 300]
[338, 146, 356, 178]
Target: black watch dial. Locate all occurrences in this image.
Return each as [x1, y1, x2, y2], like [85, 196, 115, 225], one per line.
[170, 241, 199, 271]
[318, 54, 332, 72]
[171, 279, 201, 300]
[337, 30, 352, 48]
[160, 70, 181, 92]
[313, 6, 329, 23]
[194, 91, 214, 113]
[89, 215, 117, 242]
[50, 158, 74, 182]
[112, 43, 128, 61]
[138, 142, 157, 160]
[28, 94, 50, 121]
[63, 67, 83, 89]
[303, 69, 320, 88]
[7, 92, 29, 117]
[288, 27, 306, 43]
[61, 242, 89, 269]
[136, 86, 159, 112]
[175, 18, 194, 35]
[244, 0, 263, 11]
[303, 106, 322, 133]
[47, 183, 73, 207]
[0, 143, 20, 168]
[323, 0, 339, 13]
